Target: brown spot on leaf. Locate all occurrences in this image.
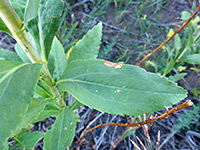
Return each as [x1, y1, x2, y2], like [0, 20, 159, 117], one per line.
[103, 60, 123, 69]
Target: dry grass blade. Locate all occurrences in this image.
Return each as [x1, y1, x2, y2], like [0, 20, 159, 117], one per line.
[130, 139, 141, 150]
[159, 131, 177, 149]
[143, 124, 152, 148]
[142, 114, 152, 148]
[136, 136, 147, 150]
[156, 130, 161, 150]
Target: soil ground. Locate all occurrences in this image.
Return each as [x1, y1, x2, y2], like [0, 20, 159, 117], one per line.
[0, 0, 200, 150]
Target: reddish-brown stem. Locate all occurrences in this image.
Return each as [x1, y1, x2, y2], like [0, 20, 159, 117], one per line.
[136, 5, 200, 66]
[74, 100, 193, 149]
[77, 110, 98, 137]
[111, 117, 136, 150]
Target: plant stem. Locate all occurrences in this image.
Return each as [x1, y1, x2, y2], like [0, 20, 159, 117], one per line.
[0, 0, 65, 107]
[0, 0, 41, 63]
[175, 47, 189, 64]
[13, 136, 28, 150]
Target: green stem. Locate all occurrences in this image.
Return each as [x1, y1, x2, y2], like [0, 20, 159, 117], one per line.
[194, 31, 200, 43]
[0, 0, 41, 63]
[14, 136, 28, 150]
[0, 0, 65, 107]
[175, 47, 189, 64]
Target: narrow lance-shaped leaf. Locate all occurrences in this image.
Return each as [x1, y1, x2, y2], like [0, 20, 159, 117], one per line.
[47, 37, 67, 79]
[9, 0, 26, 21]
[35, 80, 53, 98]
[67, 22, 102, 63]
[21, 98, 50, 128]
[33, 99, 61, 123]
[0, 61, 41, 147]
[13, 129, 44, 150]
[38, 0, 63, 61]
[57, 59, 187, 116]
[168, 73, 187, 82]
[44, 107, 77, 150]
[163, 58, 175, 76]
[24, 0, 40, 27]
[28, 18, 41, 55]
[0, 19, 12, 36]
[33, 110, 60, 123]
[185, 28, 193, 48]
[174, 34, 181, 51]
[69, 99, 83, 111]
[15, 43, 31, 63]
[181, 54, 200, 64]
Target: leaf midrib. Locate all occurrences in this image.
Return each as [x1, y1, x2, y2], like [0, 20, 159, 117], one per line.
[0, 63, 28, 83]
[57, 110, 64, 150]
[57, 79, 184, 95]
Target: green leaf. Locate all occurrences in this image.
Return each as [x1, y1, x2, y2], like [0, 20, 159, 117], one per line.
[24, 0, 40, 27]
[47, 37, 67, 79]
[38, 0, 64, 61]
[69, 99, 83, 110]
[9, 0, 26, 21]
[185, 29, 193, 48]
[33, 99, 61, 123]
[44, 107, 77, 149]
[57, 59, 187, 116]
[2, 141, 8, 150]
[168, 73, 187, 82]
[21, 98, 50, 128]
[68, 22, 102, 63]
[13, 130, 44, 149]
[174, 34, 181, 51]
[0, 19, 11, 35]
[191, 88, 200, 97]
[181, 11, 191, 21]
[122, 127, 137, 140]
[182, 54, 200, 64]
[0, 60, 23, 78]
[15, 43, 31, 63]
[163, 58, 175, 76]
[63, 22, 78, 40]
[0, 61, 41, 147]
[35, 80, 53, 98]
[27, 18, 41, 55]
[0, 49, 22, 62]
[33, 110, 60, 123]
[35, 84, 51, 98]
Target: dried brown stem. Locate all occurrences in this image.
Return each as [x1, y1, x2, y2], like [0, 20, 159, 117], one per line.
[156, 130, 161, 150]
[130, 139, 141, 150]
[74, 100, 193, 149]
[136, 136, 147, 150]
[136, 5, 200, 66]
